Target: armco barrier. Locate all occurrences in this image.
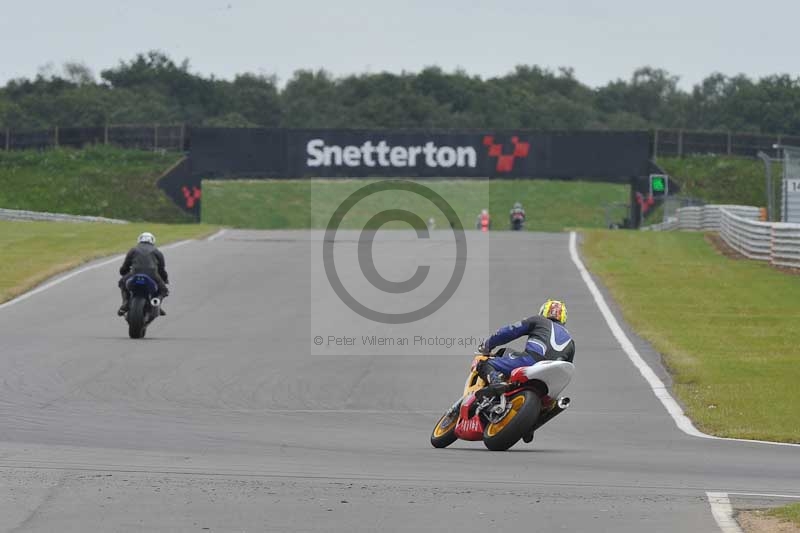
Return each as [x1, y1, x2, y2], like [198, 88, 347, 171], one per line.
[770, 224, 800, 268]
[644, 204, 800, 268]
[719, 210, 772, 261]
[0, 208, 128, 224]
[649, 205, 761, 231]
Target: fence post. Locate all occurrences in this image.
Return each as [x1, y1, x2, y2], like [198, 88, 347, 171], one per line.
[104, 124, 109, 145]
[678, 129, 684, 158]
[4, 128, 8, 150]
[54, 126, 59, 148]
[757, 151, 774, 222]
[154, 123, 158, 151]
[727, 131, 732, 155]
[653, 129, 659, 159]
[179, 123, 185, 151]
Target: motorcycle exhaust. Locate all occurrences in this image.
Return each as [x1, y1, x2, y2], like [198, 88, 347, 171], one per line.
[531, 396, 571, 432]
[150, 297, 161, 308]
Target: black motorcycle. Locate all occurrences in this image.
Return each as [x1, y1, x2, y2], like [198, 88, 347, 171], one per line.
[123, 273, 162, 338]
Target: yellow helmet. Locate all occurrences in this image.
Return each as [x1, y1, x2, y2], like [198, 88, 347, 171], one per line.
[539, 299, 567, 325]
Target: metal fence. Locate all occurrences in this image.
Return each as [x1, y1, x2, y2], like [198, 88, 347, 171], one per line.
[781, 145, 800, 222]
[653, 129, 800, 159]
[0, 124, 186, 152]
[1, 124, 800, 160]
[643, 204, 800, 268]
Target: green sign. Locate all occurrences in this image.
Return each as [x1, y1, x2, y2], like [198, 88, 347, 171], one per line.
[650, 174, 668, 195]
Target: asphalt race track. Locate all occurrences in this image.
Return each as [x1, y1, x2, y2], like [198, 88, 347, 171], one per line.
[0, 230, 797, 532]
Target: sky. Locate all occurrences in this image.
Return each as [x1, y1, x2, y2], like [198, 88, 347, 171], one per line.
[1, 0, 799, 89]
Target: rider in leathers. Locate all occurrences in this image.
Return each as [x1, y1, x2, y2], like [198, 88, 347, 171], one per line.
[509, 202, 526, 229]
[476, 299, 574, 389]
[117, 232, 169, 316]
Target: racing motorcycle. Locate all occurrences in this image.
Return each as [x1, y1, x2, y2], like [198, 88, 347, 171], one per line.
[123, 273, 163, 339]
[510, 212, 525, 231]
[431, 349, 574, 451]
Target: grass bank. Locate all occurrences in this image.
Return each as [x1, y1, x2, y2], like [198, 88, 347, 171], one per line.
[658, 156, 780, 208]
[0, 146, 188, 222]
[581, 230, 800, 443]
[202, 179, 630, 231]
[0, 221, 216, 304]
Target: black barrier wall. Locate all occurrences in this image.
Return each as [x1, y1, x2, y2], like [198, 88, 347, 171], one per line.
[158, 127, 657, 222]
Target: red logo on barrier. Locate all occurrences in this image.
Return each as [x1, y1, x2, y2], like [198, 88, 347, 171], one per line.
[182, 186, 202, 209]
[483, 135, 530, 172]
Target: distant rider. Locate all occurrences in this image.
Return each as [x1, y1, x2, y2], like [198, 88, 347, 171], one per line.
[476, 209, 491, 232]
[117, 232, 169, 316]
[509, 202, 526, 229]
[475, 299, 575, 390]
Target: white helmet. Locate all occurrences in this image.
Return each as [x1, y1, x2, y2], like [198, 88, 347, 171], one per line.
[137, 232, 156, 245]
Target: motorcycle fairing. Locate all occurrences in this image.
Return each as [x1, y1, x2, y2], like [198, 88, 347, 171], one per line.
[454, 394, 484, 441]
[126, 273, 158, 295]
[518, 360, 574, 399]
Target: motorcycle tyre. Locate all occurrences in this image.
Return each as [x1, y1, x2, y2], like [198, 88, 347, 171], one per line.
[483, 390, 540, 451]
[430, 400, 462, 449]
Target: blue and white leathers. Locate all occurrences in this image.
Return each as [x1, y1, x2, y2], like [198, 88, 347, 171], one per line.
[482, 315, 575, 376]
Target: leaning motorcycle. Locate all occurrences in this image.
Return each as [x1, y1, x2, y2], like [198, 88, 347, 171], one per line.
[431, 349, 574, 451]
[510, 213, 525, 231]
[123, 273, 163, 339]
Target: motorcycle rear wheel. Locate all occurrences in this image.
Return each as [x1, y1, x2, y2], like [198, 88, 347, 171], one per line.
[430, 401, 461, 449]
[128, 296, 146, 339]
[483, 390, 540, 451]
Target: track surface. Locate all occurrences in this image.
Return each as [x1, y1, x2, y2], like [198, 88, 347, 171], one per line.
[0, 230, 797, 532]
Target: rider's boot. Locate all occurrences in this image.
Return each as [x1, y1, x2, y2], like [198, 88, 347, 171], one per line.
[117, 289, 129, 316]
[475, 369, 507, 400]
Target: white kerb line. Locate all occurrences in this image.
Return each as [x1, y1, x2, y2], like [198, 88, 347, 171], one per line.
[706, 493, 744, 533]
[568, 231, 705, 437]
[207, 229, 227, 241]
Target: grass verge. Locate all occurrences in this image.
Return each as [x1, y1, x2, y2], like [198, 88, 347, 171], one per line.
[581, 230, 800, 443]
[0, 146, 189, 222]
[0, 221, 217, 304]
[202, 179, 630, 231]
[767, 503, 800, 527]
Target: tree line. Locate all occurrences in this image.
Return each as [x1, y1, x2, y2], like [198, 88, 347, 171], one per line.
[2, 50, 800, 135]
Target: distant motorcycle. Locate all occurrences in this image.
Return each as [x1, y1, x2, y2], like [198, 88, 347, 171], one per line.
[510, 213, 525, 231]
[431, 349, 574, 451]
[123, 273, 162, 338]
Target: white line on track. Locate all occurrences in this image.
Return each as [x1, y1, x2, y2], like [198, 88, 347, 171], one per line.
[706, 492, 744, 533]
[206, 229, 227, 241]
[568, 231, 800, 448]
[726, 492, 800, 499]
[0, 239, 192, 312]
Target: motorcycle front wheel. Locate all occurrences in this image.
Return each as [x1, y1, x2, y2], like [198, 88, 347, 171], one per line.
[430, 400, 461, 448]
[482, 390, 540, 451]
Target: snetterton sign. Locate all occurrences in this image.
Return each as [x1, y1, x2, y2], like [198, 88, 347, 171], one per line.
[306, 139, 478, 169]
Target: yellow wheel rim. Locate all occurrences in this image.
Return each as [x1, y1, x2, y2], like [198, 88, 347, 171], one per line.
[484, 395, 526, 437]
[433, 413, 458, 438]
